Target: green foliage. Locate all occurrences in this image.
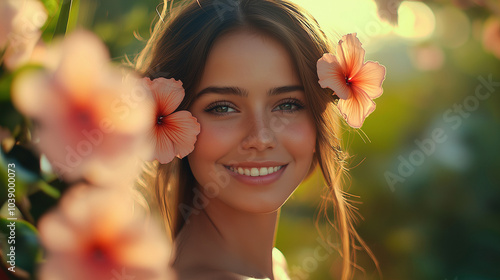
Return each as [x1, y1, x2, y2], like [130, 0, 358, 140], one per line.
[0, 218, 42, 276]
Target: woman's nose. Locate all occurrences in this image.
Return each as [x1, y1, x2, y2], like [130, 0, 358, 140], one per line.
[240, 113, 277, 151]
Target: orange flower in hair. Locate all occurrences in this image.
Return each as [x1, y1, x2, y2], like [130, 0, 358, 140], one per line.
[144, 77, 201, 164]
[317, 33, 386, 128]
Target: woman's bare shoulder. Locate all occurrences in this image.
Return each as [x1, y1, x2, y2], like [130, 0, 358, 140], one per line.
[273, 247, 291, 280]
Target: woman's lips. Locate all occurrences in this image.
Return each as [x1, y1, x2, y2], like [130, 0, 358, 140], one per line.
[223, 164, 288, 185]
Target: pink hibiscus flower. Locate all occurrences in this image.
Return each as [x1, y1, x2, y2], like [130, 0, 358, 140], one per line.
[11, 30, 153, 185]
[38, 184, 173, 280]
[144, 77, 200, 164]
[317, 33, 386, 128]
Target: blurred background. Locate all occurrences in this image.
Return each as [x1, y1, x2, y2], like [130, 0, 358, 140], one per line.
[6, 0, 500, 279]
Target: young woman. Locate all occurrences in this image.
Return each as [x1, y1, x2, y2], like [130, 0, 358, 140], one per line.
[136, 0, 384, 279]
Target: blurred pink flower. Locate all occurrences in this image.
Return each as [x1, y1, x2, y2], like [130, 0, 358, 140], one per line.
[38, 184, 173, 280]
[483, 17, 500, 60]
[0, 0, 47, 70]
[11, 30, 153, 185]
[144, 77, 200, 164]
[410, 45, 445, 71]
[317, 33, 386, 128]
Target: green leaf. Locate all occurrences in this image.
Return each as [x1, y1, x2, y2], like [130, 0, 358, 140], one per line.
[26, 186, 58, 226]
[0, 146, 38, 209]
[40, 0, 59, 18]
[0, 218, 42, 275]
[53, 0, 73, 37]
[67, 0, 80, 33]
[0, 63, 45, 134]
[35, 181, 60, 200]
[0, 72, 13, 102]
[0, 103, 23, 136]
[3, 145, 41, 184]
[40, 0, 60, 43]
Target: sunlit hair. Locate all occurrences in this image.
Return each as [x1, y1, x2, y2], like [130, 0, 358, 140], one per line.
[135, 0, 378, 279]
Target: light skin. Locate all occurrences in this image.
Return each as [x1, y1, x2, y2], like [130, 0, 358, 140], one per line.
[174, 29, 316, 280]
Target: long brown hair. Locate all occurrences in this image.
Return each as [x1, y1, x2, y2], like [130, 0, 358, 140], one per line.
[135, 0, 377, 279]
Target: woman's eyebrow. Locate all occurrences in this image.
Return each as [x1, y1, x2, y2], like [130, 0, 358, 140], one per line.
[268, 85, 304, 96]
[196, 86, 248, 97]
[195, 85, 304, 97]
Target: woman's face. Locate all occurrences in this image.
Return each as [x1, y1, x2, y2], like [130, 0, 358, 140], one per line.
[188, 30, 316, 213]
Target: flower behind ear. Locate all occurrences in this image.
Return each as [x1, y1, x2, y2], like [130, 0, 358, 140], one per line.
[144, 77, 201, 164]
[317, 33, 386, 128]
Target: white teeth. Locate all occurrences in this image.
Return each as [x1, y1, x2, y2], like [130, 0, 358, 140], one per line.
[250, 168, 259, 176]
[259, 167, 268, 176]
[228, 165, 283, 176]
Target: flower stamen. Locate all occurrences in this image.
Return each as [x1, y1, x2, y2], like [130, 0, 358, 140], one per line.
[156, 115, 165, 125]
[345, 76, 352, 86]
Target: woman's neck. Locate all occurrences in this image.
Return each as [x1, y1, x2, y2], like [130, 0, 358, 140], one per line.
[174, 197, 279, 279]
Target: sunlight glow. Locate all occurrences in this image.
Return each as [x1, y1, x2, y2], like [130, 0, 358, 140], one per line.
[395, 1, 436, 40]
[289, 0, 393, 51]
[289, 0, 437, 47]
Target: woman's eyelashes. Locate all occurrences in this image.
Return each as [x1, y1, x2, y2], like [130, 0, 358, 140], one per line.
[272, 98, 305, 113]
[203, 98, 305, 116]
[204, 100, 236, 115]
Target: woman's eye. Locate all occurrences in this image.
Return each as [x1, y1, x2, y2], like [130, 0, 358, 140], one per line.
[204, 101, 237, 115]
[212, 106, 235, 113]
[277, 103, 295, 111]
[273, 99, 305, 113]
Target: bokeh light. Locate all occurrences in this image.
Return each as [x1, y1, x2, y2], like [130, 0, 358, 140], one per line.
[289, 0, 392, 51]
[395, 1, 436, 40]
[434, 5, 471, 48]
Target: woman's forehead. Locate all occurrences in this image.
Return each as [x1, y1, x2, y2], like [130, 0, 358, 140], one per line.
[198, 30, 301, 90]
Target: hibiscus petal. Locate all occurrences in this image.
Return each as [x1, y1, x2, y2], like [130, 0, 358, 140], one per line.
[152, 126, 176, 164]
[336, 33, 365, 79]
[11, 70, 53, 118]
[38, 211, 79, 253]
[353, 61, 386, 99]
[55, 31, 110, 101]
[164, 111, 201, 159]
[317, 53, 352, 100]
[337, 89, 376, 129]
[114, 223, 170, 269]
[147, 77, 185, 116]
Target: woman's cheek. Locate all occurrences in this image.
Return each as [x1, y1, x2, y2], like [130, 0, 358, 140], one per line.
[281, 117, 316, 154]
[193, 119, 239, 159]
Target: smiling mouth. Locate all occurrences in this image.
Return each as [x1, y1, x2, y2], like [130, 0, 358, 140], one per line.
[224, 165, 287, 177]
